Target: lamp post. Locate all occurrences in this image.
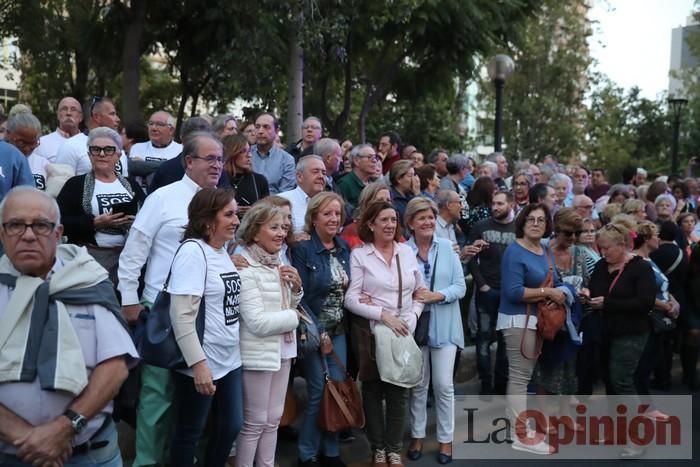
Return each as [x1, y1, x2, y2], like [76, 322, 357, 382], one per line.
[668, 97, 688, 175]
[487, 54, 515, 153]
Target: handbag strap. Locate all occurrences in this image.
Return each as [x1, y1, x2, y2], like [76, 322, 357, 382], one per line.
[324, 372, 358, 426]
[320, 348, 350, 377]
[608, 257, 630, 294]
[163, 239, 208, 293]
[396, 253, 403, 311]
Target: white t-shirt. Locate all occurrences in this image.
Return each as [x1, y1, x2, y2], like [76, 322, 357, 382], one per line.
[169, 239, 242, 380]
[91, 179, 134, 247]
[129, 140, 183, 162]
[27, 153, 49, 191]
[55, 133, 129, 177]
[36, 129, 69, 163]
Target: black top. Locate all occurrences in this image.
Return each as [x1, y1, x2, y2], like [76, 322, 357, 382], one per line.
[588, 255, 656, 336]
[468, 218, 516, 289]
[56, 174, 146, 246]
[224, 172, 270, 208]
[650, 242, 688, 311]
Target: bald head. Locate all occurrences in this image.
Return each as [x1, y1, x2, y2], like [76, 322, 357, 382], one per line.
[57, 97, 82, 135]
[572, 194, 594, 218]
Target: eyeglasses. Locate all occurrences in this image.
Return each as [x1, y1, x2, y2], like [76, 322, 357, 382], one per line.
[525, 217, 547, 225]
[191, 155, 224, 166]
[13, 137, 40, 148]
[147, 121, 170, 128]
[2, 220, 56, 236]
[357, 154, 379, 163]
[89, 145, 117, 157]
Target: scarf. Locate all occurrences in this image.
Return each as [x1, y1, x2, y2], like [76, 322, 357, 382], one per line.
[246, 243, 282, 268]
[82, 171, 135, 236]
[0, 244, 126, 395]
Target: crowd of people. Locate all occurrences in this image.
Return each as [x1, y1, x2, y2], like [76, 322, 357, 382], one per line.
[0, 96, 699, 467]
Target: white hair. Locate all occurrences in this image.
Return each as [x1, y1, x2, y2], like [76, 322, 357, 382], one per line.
[0, 186, 61, 225]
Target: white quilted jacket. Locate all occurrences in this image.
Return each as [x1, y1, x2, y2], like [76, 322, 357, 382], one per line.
[238, 250, 301, 371]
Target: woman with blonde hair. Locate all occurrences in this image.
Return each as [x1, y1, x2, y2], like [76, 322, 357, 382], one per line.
[622, 198, 646, 222]
[235, 202, 303, 467]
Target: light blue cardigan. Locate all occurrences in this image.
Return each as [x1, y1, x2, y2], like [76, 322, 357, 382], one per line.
[407, 236, 467, 348]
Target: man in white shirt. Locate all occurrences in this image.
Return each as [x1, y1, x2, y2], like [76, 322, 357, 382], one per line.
[117, 131, 223, 467]
[35, 97, 83, 163]
[279, 155, 326, 237]
[5, 112, 49, 191]
[55, 97, 128, 177]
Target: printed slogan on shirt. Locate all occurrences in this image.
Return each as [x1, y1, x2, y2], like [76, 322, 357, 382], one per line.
[220, 271, 241, 325]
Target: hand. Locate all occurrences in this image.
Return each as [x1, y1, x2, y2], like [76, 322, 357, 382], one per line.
[320, 332, 333, 355]
[479, 284, 491, 293]
[451, 242, 460, 254]
[588, 296, 604, 309]
[380, 310, 410, 337]
[546, 288, 566, 305]
[231, 254, 249, 269]
[122, 303, 144, 324]
[415, 289, 445, 305]
[279, 265, 302, 293]
[93, 212, 128, 229]
[359, 293, 374, 305]
[460, 245, 480, 260]
[473, 239, 489, 251]
[14, 417, 73, 466]
[192, 360, 216, 396]
[293, 232, 311, 242]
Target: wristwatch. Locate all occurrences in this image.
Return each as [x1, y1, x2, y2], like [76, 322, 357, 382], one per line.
[63, 409, 88, 434]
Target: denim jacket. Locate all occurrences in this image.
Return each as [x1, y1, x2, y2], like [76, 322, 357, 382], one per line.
[291, 231, 351, 332]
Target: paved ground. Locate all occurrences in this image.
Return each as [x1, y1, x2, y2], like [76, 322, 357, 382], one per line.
[120, 346, 700, 466]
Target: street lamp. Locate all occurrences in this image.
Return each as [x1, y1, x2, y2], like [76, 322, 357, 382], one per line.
[668, 97, 688, 175]
[487, 54, 515, 153]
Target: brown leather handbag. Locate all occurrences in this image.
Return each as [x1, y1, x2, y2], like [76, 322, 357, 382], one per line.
[317, 349, 365, 432]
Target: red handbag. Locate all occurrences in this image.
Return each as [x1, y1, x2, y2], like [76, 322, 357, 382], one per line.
[317, 350, 365, 432]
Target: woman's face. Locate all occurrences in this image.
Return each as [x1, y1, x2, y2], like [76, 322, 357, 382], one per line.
[234, 144, 252, 172]
[597, 235, 626, 264]
[646, 231, 660, 251]
[280, 205, 292, 234]
[631, 206, 646, 221]
[370, 208, 398, 244]
[396, 168, 415, 193]
[673, 186, 685, 201]
[512, 176, 529, 200]
[555, 226, 578, 248]
[210, 199, 239, 245]
[254, 214, 286, 254]
[523, 208, 547, 242]
[578, 223, 596, 245]
[88, 136, 120, 175]
[656, 200, 673, 219]
[373, 189, 391, 204]
[428, 173, 440, 193]
[611, 193, 627, 204]
[681, 215, 696, 234]
[314, 200, 342, 239]
[554, 182, 569, 203]
[408, 209, 436, 239]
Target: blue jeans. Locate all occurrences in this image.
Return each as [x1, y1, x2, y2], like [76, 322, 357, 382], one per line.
[475, 288, 508, 392]
[170, 367, 243, 467]
[298, 333, 347, 461]
[0, 418, 121, 466]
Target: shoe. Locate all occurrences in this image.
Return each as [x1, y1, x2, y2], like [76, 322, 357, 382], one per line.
[511, 438, 554, 455]
[406, 439, 423, 460]
[372, 449, 387, 467]
[320, 456, 346, 467]
[338, 429, 355, 443]
[437, 443, 452, 464]
[298, 457, 321, 467]
[619, 445, 646, 459]
[386, 451, 404, 466]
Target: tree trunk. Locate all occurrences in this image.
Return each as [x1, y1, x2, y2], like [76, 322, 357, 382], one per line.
[286, 29, 304, 146]
[175, 88, 189, 141]
[121, 0, 147, 124]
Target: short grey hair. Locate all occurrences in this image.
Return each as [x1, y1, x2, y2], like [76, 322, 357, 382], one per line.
[548, 173, 572, 191]
[183, 131, 222, 159]
[7, 112, 41, 132]
[349, 143, 373, 167]
[314, 138, 340, 158]
[486, 152, 504, 163]
[152, 110, 175, 127]
[88, 127, 123, 152]
[446, 154, 470, 175]
[296, 154, 324, 173]
[0, 186, 61, 225]
[435, 189, 458, 210]
[212, 114, 237, 133]
[655, 193, 677, 210]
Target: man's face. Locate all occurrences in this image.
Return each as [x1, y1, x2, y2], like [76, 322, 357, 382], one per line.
[222, 119, 237, 137]
[529, 165, 542, 183]
[324, 145, 342, 175]
[355, 147, 378, 176]
[634, 173, 646, 186]
[7, 126, 40, 156]
[93, 101, 120, 130]
[185, 137, 223, 188]
[496, 156, 508, 177]
[298, 158, 327, 196]
[148, 111, 174, 146]
[434, 152, 448, 177]
[446, 194, 462, 220]
[57, 97, 82, 132]
[378, 136, 395, 158]
[302, 118, 322, 146]
[591, 170, 606, 186]
[491, 193, 512, 220]
[573, 168, 589, 189]
[0, 192, 63, 278]
[543, 186, 557, 210]
[574, 197, 594, 218]
[255, 114, 276, 148]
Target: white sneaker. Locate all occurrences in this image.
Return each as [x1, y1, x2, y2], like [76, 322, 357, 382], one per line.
[511, 437, 554, 455]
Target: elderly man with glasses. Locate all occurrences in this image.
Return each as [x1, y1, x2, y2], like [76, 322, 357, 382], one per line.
[129, 111, 183, 191]
[336, 143, 379, 209]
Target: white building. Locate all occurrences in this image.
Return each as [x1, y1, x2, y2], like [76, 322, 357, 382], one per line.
[669, 13, 699, 98]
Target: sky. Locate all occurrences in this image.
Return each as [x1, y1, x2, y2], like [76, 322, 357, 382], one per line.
[588, 0, 696, 99]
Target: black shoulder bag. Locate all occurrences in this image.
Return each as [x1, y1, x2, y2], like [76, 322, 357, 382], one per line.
[413, 248, 438, 346]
